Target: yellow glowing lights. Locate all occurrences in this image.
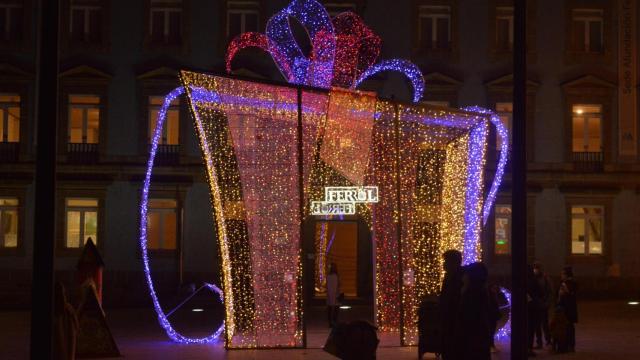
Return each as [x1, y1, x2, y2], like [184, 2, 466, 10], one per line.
[181, 71, 489, 348]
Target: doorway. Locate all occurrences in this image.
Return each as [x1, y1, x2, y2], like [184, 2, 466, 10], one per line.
[304, 217, 374, 348]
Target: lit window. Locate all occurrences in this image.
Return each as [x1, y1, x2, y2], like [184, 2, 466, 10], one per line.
[227, 1, 259, 39]
[0, 94, 20, 142]
[68, 95, 100, 144]
[148, 96, 179, 145]
[147, 199, 177, 250]
[494, 205, 511, 255]
[0, 1, 24, 42]
[324, 2, 357, 17]
[418, 5, 451, 50]
[65, 198, 98, 248]
[495, 6, 513, 51]
[572, 9, 603, 53]
[496, 102, 512, 150]
[572, 104, 601, 152]
[70, 0, 102, 43]
[571, 206, 603, 255]
[0, 198, 18, 248]
[150, 0, 182, 45]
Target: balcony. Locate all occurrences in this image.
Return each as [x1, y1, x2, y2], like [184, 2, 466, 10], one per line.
[67, 143, 99, 164]
[0, 142, 19, 163]
[153, 144, 180, 166]
[571, 151, 603, 172]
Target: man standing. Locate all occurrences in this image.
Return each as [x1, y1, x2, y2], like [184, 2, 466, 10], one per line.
[533, 262, 553, 348]
[439, 250, 463, 360]
[558, 266, 578, 352]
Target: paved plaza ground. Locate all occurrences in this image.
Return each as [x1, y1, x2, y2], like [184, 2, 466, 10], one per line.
[2, 300, 639, 359]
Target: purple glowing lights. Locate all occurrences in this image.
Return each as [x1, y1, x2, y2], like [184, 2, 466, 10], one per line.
[225, 0, 425, 103]
[461, 106, 510, 226]
[140, 86, 224, 343]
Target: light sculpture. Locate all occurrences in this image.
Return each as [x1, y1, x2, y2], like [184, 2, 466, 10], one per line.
[141, 0, 510, 348]
[225, 0, 425, 102]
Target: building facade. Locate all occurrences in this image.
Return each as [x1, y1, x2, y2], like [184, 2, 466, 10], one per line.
[1, 0, 639, 308]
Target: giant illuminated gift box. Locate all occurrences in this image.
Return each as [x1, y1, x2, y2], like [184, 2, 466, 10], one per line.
[139, 0, 508, 349]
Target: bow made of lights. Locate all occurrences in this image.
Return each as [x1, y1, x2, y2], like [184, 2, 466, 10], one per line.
[225, 0, 425, 102]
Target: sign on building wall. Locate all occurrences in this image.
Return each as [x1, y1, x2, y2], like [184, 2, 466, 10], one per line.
[310, 186, 379, 215]
[618, 0, 638, 158]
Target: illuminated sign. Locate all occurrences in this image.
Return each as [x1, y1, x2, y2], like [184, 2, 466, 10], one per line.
[310, 186, 378, 216]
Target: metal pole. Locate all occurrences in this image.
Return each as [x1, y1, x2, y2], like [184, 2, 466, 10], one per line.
[512, 0, 528, 359]
[30, 0, 59, 358]
[297, 87, 307, 348]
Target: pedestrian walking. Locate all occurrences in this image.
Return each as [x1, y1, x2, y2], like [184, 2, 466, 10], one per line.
[439, 250, 463, 360]
[527, 265, 542, 357]
[558, 266, 578, 352]
[533, 262, 553, 348]
[488, 284, 502, 352]
[326, 262, 341, 327]
[458, 262, 492, 360]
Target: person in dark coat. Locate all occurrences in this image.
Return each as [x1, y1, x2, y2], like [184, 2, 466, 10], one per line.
[527, 265, 542, 357]
[488, 284, 503, 351]
[533, 262, 553, 348]
[458, 262, 492, 360]
[439, 249, 463, 360]
[558, 266, 578, 352]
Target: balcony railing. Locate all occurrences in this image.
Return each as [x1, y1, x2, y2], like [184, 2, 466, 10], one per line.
[153, 144, 180, 166]
[67, 143, 99, 164]
[571, 151, 604, 172]
[0, 142, 19, 163]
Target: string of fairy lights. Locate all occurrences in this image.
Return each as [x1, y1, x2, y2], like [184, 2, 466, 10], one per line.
[139, 0, 511, 349]
[144, 72, 497, 348]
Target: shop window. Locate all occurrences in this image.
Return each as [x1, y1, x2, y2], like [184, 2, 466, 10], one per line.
[323, 2, 357, 17]
[148, 96, 179, 145]
[0, 198, 18, 248]
[150, 0, 182, 45]
[147, 199, 178, 250]
[227, 1, 259, 39]
[496, 102, 512, 150]
[70, 0, 102, 43]
[571, 206, 603, 255]
[571, 9, 603, 53]
[0, 94, 20, 142]
[572, 104, 601, 153]
[418, 5, 451, 50]
[68, 95, 100, 144]
[65, 198, 98, 248]
[495, 6, 513, 51]
[494, 204, 511, 255]
[0, 1, 24, 42]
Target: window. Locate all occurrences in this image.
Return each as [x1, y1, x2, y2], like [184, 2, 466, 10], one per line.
[571, 206, 603, 255]
[571, 9, 603, 53]
[0, 198, 18, 248]
[68, 95, 100, 144]
[147, 199, 177, 250]
[0, 94, 20, 142]
[148, 96, 179, 145]
[496, 102, 512, 150]
[418, 5, 451, 50]
[150, 0, 182, 45]
[65, 198, 98, 248]
[227, 1, 259, 39]
[70, 0, 102, 43]
[495, 6, 513, 51]
[324, 2, 357, 17]
[494, 205, 511, 255]
[0, 1, 24, 42]
[572, 104, 601, 152]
